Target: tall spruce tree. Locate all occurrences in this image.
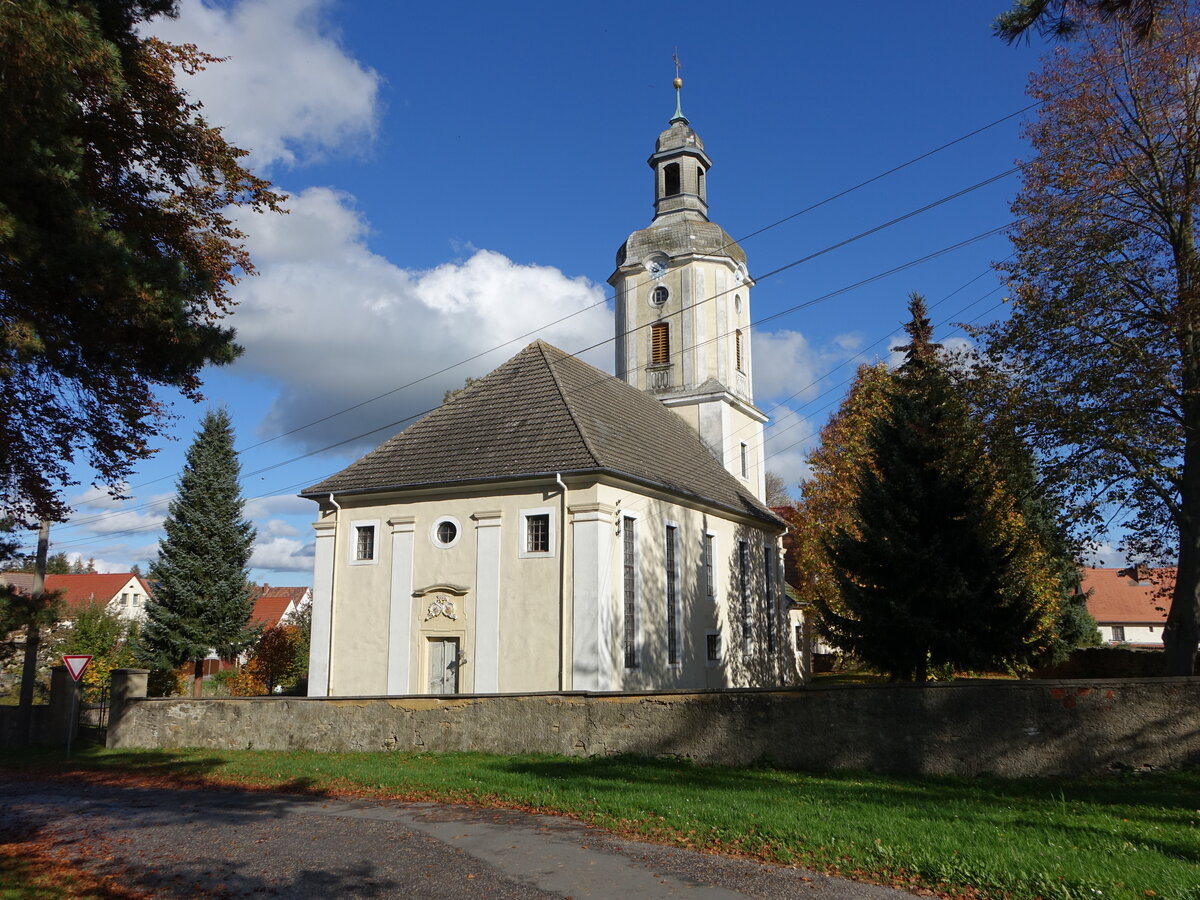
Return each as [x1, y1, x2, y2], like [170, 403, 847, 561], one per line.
[815, 295, 1059, 681]
[140, 409, 257, 694]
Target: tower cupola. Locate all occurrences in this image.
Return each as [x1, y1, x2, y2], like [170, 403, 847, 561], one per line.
[649, 77, 712, 221]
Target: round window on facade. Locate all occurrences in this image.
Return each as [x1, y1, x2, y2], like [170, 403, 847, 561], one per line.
[651, 285, 669, 307]
[431, 516, 461, 549]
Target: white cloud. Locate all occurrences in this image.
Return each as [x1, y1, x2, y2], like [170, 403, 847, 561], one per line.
[1083, 540, 1120, 568]
[62, 491, 172, 542]
[69, 485, 130, 510]
[753, 328, 862, 405]
[148, 0, 381, 170]
[264, 518, 300, 537]
[244, 493, 316, 521]
[62, 552, 129, 575]
[228, 188, 612, 455]
[252, 536, 315, 573]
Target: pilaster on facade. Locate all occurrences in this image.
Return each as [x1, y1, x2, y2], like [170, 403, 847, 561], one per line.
[472, 510, 503, 693]
[569, 503, 617, 691]
[386, 517, 416, 695]
[307, 517, 337, 697]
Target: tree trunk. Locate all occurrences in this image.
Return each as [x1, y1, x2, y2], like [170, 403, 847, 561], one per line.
[1168, 233, 1200, 676]
[1167, 444, 1200, 674]
[192, 659, 204, 698]
[16, 520, 51, 746]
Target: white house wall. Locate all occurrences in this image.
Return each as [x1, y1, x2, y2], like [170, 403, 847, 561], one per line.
[1102, 624, 1164, 646]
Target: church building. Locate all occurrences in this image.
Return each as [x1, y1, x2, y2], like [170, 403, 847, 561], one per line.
[302, 82, 795, 697]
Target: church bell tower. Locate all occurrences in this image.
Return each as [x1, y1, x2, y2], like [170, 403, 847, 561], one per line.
[609, 72, 768, 502]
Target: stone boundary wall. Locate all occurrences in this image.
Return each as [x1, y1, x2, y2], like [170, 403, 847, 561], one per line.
[106, 675, 1200, 777]
[1, 667, 81, 748]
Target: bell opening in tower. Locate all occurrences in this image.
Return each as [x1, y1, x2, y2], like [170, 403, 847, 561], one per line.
[664, 162, 681, 197]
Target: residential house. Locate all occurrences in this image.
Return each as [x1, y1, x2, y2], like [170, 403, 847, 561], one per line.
[0, 572, 153, 622]
[1079, 565, 1170, 648]
[251, 585, 311, 630]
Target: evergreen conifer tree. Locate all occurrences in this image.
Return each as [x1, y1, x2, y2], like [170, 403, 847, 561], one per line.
[140, 409, 257, 694]
[815, 295, 1059, 681]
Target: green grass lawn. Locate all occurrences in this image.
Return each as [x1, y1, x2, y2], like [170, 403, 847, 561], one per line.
[2, 747, 1196, 900]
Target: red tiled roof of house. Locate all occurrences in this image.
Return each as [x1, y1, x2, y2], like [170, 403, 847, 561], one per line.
[1, 572, 152, 615]
[44, 573, 152, 611]
[1080, 567, 1170, 625]
[260, 586, 309, 605]
[250, 586, 309, 629]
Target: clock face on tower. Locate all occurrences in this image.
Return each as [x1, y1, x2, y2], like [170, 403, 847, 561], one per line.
[646, 255, 669, 280]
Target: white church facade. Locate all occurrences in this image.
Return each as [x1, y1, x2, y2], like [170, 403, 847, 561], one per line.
[303, 86, 796, 697]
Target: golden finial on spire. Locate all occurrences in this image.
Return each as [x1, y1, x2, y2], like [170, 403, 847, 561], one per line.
[670, 50, 687, 123]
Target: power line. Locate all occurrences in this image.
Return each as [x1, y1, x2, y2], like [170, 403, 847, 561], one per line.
[48, 234, 1013, 551]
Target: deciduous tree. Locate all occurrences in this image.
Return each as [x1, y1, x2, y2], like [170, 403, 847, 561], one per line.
[0, 1, 283, 526]
[139, 409, 258, 695]
[789, 363, 895, 625]
[62, 601, 137, 702]
[977, 1, 1200, 673]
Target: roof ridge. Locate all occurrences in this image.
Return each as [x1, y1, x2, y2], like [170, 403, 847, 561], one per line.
[539, 343, 603, 467]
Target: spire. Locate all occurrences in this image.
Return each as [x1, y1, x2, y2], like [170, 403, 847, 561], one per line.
[670, 51, 688, 125]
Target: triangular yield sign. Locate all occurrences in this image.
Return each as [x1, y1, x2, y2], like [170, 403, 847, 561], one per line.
[63, 655, 92, 681]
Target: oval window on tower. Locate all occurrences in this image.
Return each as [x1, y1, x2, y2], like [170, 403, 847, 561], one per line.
[651, 285, 669, 307]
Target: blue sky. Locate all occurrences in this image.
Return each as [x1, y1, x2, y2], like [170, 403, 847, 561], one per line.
[36, 0, 1066, 583]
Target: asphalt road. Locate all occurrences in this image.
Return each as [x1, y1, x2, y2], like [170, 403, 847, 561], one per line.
[0, 777, 919, 899]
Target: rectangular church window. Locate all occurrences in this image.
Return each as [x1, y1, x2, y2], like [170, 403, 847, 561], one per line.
[356, 525, 375, 561]
[666, 524, 680, 665]
[703, 533, 715, 599]
[706, 632, 721, 665]
[624, 517, 638, 669]
[526, 514, 549, 553]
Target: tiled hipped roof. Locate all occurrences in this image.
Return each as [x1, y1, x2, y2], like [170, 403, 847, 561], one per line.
[304, 341, 780, 526]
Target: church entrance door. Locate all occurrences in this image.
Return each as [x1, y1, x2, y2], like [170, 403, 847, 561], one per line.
[427, 637, 459, 695]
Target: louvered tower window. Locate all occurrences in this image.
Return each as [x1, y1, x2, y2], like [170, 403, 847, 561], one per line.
[651, 322, 670, 364]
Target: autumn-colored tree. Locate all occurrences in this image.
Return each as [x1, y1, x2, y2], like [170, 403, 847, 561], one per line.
[811, 296, 1061, 681]
[228, 624, 304, 696]
[0, 1, 283, 526]
[977, 1, 1200, 674]
[790, 364, 896, 624]
[994, 0, 1162, 42]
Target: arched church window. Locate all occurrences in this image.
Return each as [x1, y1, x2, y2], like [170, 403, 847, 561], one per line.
[697, 166, 705, 199]
[664, 163, 681, 197]
[735, 329, 744, 372]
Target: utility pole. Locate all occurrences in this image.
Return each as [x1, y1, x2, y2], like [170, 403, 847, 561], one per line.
[16, 520, 51, 747]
